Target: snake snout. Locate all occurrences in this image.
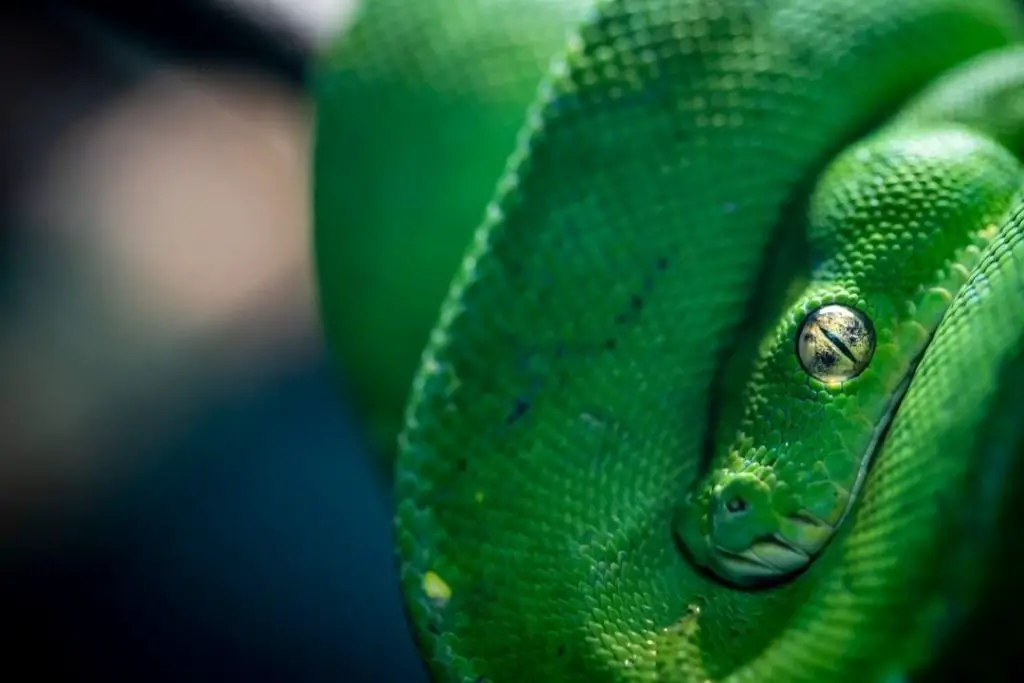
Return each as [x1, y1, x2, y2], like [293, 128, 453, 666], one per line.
[712, 534, 811, 584]
[703, 481, 843, 585]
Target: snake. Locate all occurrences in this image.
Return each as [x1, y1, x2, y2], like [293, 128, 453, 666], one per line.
[314, 0, 1024, 681]
[313, 0, 591, 465]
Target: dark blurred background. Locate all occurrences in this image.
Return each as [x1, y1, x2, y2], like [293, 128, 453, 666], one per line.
[1, 2, 426, 680]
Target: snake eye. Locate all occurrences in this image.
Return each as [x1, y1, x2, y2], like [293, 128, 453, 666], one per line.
[797, 304, 875, 383]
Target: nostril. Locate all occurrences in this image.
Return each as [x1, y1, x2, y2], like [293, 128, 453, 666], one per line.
[725, 497, 748, 514]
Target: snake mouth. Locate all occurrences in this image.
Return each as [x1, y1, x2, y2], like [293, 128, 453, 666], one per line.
[712, 534, 811, 582]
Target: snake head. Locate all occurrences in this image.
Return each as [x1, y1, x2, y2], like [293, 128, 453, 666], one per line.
[678, 469, 832, 587]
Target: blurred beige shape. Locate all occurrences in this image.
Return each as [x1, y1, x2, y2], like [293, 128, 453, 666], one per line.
[4, 67, 317, 531]
[61, 69, 313, 338]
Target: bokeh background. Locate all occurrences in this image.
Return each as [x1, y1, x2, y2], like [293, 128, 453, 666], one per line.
[2, 2, 427, 680]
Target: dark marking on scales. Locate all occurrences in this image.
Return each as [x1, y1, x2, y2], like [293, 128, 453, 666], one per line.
[506, 397, 531, 425]
[613, 267, 660, 326]
[503, 340, 607, 425]
[501, 253, 676, 426]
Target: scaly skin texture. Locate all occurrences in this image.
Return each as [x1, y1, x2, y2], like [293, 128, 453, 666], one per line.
[677, 127, 1021, 586]
[314, 0, 1024, 681]
[313, 0, 592, 466]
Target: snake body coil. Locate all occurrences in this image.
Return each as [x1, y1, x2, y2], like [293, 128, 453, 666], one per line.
[315, 0, 1024, 681]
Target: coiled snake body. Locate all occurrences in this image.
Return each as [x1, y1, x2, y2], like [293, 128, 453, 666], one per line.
[316, 0, 1024, 680]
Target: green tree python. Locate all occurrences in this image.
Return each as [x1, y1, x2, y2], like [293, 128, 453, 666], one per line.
[314, 0, 590, 465]
[314, 0, 1024, 680]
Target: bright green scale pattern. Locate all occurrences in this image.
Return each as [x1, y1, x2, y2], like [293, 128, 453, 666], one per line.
[314, 0, 591, 464]
[313, 0, 1024, 681]
[679, 127, 1021, 587]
